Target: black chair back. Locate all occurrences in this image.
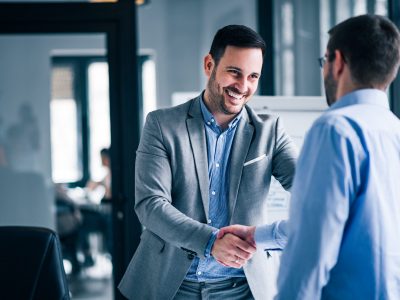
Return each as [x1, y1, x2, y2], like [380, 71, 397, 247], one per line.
[0, 226, 70, 300]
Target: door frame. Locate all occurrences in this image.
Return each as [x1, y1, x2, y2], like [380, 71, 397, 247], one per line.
[0, 2, 142, 299]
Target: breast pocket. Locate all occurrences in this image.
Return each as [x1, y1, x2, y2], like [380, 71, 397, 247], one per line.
[241, 154, 272, 192]
[243, 154, 270, 169]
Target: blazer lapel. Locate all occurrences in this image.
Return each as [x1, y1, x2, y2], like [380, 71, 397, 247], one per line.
[186, 98, 210, 219]
[228, 109, 254, 220]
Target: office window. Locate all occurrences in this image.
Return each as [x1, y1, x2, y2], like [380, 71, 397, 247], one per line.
[272, 0, 388, 96]
[50, 57, 110, 184]
[88, 62, 111, 181]
[140, 55, 157, 122]
[51, 65, 81, 183]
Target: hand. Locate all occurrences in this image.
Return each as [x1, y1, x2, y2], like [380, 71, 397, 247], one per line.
[211, 233, 256, 268]
[217, 225, 256, 248]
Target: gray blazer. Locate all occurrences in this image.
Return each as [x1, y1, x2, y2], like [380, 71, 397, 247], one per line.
[118, 95, 297, 300]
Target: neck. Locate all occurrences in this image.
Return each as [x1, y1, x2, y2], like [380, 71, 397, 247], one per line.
[215, 114, 236, 130]
[203, 90, 237, 130]
[335, 68, 386, 101]
[335, 68, 359, 101]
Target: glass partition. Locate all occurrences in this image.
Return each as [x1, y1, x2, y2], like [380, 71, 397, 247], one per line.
[0, 33, 113, 299]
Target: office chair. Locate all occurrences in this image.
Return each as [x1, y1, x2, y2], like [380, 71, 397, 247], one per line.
[0, 226, 70, 300]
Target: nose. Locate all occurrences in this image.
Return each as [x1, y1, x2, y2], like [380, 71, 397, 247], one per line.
[234, 77, 248, 94]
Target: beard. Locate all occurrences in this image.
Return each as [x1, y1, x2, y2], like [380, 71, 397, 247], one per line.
[324, 64, 338, 107]
[206, 68, 248, 116]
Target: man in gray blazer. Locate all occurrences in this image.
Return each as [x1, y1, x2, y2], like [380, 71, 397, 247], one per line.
[119, 25, 297, 300]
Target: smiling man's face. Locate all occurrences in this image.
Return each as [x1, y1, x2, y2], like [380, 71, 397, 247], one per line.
[204, 46, 263, 118]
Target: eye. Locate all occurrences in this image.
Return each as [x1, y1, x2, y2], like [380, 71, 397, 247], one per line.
[228, 69, 240, 76]
[250, 73, 260, 80]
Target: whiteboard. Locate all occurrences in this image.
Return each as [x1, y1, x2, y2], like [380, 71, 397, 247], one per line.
[249, 96, 327, 221]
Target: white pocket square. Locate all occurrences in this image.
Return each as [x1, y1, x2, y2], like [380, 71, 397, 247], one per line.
[243, 154, 267, 167]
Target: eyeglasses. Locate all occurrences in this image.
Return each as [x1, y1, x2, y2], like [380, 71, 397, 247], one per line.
[318, 55, 328, 69]
[318, 53, 339, 69]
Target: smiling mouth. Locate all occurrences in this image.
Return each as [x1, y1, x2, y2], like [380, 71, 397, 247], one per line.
[225, 88, 245, 100]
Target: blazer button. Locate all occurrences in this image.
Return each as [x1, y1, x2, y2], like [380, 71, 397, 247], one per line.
[187, 253, 195, 260]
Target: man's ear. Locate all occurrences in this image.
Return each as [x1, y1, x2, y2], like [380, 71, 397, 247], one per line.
[204, 54, 215, 77]
[332, 49, 346, 79]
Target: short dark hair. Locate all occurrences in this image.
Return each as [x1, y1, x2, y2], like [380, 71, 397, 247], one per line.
[209, 24, 266, 66]
[327, 14, 400, 88]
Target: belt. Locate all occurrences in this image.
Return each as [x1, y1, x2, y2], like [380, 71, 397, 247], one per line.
[182, 277, 247, 290]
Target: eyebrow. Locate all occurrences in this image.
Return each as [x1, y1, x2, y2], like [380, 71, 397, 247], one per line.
[225, 66, 260, 77]
[225, 66, 241, 72]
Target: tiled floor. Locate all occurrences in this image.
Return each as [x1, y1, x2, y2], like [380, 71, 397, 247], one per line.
[66, 253, 114, 300]
[69, 276, 113, 300]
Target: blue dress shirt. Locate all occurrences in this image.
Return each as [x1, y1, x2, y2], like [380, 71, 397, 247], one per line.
[185, 97, 245, 281]
[275, 89, 400, 299]
[186, 97, 294, 282]
[186, 99, 244, 282]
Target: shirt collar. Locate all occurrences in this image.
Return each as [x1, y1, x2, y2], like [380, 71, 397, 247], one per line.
[200, 94, 242, 132]
[329, 89, 389, 111]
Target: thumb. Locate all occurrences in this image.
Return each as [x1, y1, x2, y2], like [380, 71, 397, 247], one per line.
[216, 228, 226, 239]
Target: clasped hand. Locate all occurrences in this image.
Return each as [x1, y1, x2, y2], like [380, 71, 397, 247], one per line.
[211, 225, 256, 268]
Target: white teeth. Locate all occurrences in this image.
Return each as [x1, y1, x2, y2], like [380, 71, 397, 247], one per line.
[227, 89, 243, 99]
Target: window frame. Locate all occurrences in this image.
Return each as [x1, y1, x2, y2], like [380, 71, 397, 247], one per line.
[52, 56, 108, 187]
[258, 0, 400, 118]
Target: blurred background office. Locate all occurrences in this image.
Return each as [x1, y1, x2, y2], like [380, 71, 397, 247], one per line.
[0, 0, 399, 299]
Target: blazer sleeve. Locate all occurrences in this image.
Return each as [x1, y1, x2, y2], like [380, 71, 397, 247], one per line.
[134, 111, 214, 258]
[272, 117, 298, 191]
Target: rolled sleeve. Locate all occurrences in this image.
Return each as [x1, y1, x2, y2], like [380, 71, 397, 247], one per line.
[255, 220, 288, 250]
[204, 230, 219, 258]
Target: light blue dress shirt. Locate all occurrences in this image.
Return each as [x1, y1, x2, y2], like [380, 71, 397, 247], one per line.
[185, 97, 245, 281]
[275, 89, 400, 299]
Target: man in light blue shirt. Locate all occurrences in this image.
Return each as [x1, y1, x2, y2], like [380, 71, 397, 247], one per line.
[219, 14, 400, 299]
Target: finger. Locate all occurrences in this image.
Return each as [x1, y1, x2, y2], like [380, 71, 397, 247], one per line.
[247, 239, 257, 248]
[217, 234, 255, 260]
[234, 248, 253, 261]
[215, 252, 244, 269]
[215, 258, 229, 267]
[218, 260, 242, 269]
[217, 226, 239, 238]
[233, 237, 257, 254]
[222, 247, 252, 264]
[230, 257, 244, 269]
[216, 229, 226, 239]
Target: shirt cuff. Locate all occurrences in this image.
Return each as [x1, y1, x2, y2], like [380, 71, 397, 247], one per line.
[204, 230, 219, 258]
[254, 220, 288, 250]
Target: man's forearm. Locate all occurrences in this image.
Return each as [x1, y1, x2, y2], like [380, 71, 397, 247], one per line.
[254, 220, 288, 250]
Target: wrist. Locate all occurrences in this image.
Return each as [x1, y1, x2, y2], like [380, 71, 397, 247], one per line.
[205, 230, 218, 258]
[249, 226, 256, 245]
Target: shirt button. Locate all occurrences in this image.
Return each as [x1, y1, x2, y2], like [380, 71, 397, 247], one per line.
[207, 122, 211, 125]
[211, 191, 216, 195]
[197, 271, 202, 275]
[207, 219, 211, 224]
[216, 163, 220, 167]
[211, 119, 215, 123]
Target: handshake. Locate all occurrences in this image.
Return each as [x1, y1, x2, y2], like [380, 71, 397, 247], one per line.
[211, 225, 257, 269]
